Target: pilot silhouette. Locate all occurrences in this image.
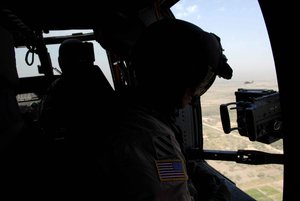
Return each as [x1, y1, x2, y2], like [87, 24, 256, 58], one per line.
[38, 39, 114, 140]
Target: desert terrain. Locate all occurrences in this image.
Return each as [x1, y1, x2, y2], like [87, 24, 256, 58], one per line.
[201, 80, 283, 201]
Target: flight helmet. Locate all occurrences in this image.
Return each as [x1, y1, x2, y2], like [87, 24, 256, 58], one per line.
[130, 18, 233, 97]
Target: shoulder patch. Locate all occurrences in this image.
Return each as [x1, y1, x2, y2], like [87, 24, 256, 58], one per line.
[155, 160, 187, 182]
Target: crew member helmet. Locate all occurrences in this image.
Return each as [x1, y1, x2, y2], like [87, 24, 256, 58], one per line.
[130, 18, 233, 96]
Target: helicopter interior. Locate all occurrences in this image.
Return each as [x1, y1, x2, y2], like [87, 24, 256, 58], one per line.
[0, 0, 297, 200]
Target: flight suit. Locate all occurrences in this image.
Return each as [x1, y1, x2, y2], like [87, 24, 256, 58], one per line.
[100, 106, 195, 201]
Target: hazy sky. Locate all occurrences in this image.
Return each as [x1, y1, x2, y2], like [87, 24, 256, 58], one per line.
[171, 0, 277, 82]
[15, 0, 277, 84]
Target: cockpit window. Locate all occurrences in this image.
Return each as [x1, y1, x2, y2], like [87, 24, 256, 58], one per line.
[15, 47, 41, 77]
[15, 29, 114, 89]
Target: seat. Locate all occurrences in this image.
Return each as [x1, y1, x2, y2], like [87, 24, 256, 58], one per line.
[38, 40, 115, 142]
[36, 40, 116, 197]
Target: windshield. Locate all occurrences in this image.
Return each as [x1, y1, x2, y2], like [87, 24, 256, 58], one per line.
[15, 29, 114, 89]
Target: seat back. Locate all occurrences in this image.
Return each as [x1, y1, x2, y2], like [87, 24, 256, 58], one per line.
[38, 40, 115, 141]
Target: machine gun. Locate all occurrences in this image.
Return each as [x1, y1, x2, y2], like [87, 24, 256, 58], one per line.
[220, 88, 282, 144]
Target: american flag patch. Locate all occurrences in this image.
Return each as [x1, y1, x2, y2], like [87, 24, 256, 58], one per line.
[155, 160, 187, 182]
